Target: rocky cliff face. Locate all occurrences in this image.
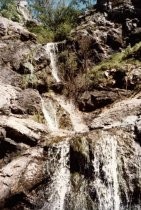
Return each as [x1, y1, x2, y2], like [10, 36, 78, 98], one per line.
[0, 0, 141, 209]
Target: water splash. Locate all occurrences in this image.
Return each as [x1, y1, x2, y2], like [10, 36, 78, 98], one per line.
[41, 97, 59, 132]
[92, 134, 120, 210]
[41, 140, 70, 210]
[44, 43, 60, 82]
[52, 94, 89, 133]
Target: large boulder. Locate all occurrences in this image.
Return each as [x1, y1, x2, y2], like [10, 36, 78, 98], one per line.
[0, 148, 45, 208]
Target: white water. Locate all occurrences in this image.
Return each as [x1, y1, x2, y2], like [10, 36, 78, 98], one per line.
[41, 141, 70, 210]
[53, 94, 89, 133]
[92, 134, 120, 210]
[43, 41, 88, 133]
[41, 97, 59, 132]
[44, 43, 60, 82]
[41, 40, 122, 210]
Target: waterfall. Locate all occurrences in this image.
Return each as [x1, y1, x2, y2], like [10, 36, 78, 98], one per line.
[44, 43, 60, 83]
[52, 94, 89, 133]
[41, 141, 70, 210]
[92, 134, 120, 210]
[41, 97, 59, 132]
[40, 41, 125, 210]
[43, 41, 88, 133]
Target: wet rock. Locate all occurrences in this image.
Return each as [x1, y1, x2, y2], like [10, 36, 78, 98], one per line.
[0, 2, 140, 209]
[34, 46, 50, 71]
[135, 118, 141, 145]
[38, 126, 141, 210]
[50, 82, 64, 94]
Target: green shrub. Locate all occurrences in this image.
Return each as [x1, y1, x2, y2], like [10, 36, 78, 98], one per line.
[27, 25, 54, 44]
[91, 41, 141, 73]
[0, 2, 20, 22]
[59, 50, 78, 80]
[54, 22, 72, 41]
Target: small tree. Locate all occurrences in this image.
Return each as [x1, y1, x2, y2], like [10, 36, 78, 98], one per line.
[27, 0, 81, 41]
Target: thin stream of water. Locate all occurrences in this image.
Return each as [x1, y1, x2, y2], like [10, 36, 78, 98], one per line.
[44, 43, 61, 83]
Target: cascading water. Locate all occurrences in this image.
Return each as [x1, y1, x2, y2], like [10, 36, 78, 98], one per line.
[52, 94, 89, 133]
[92, 134, 120, 210]
[44, 43, 60, 83]
[38, 40, 141, 210]
[41, 140, 70, 210]
[41, 97, 59, 132]
[41, 40, 119, 210]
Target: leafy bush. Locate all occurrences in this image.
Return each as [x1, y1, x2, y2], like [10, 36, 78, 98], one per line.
[54, 22, 72, 41]
[27, 24, 54, 44]
[28, 1, 81, 42]
[0, 1, 20, 22]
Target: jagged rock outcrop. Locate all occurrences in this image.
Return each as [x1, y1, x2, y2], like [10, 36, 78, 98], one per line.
[69, 0, 141, 66]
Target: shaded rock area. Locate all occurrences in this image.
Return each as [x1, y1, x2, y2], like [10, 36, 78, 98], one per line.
[78, 89, 132, 112]
[0, 0, 141, 209]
